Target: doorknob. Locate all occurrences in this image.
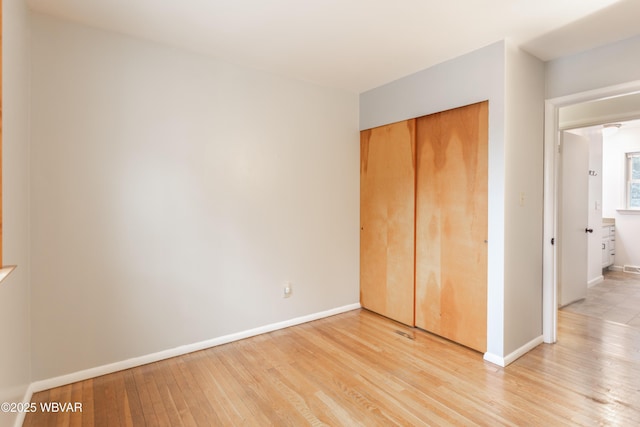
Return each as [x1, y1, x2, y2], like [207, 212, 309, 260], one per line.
[585, 228, 594, 233]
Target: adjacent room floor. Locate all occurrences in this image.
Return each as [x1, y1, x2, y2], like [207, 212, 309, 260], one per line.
[562, 270, 640, 327]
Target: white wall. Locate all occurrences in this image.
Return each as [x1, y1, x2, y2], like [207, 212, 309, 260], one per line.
[0, 0, 32, 426]
[588, 131, 604, 284]
[30, 14, 360, 381]
[602, 126, 640, 269]
[359, 42, 505, 132]
[546, 35, 640, 99]
[503, 42, 545, 354]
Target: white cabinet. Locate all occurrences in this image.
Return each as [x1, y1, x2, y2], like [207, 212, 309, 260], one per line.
[609, 226, 616, 266]
[602, 238, 610, 268]
[602, 225, 615, 269]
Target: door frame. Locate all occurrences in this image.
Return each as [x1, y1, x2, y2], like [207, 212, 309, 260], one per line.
[543, 80, 640, 343]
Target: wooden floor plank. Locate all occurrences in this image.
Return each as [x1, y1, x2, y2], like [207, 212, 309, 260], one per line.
[157, 358, 197, 427]
[80, 379, 94, 427]
[130, 365, 159, 426]
[66, 382, 83, 427]
[92, 373, 125, 426]
[164, 356, 208, 426]
[190, 350, 252, 425]
[23, 309, 640, 426]
[139, 364, 174, 426]
[121, 370, 144, 427]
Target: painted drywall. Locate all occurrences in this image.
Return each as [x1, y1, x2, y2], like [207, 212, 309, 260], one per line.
[546, 35, 640, 99]
[0, 0, 32, 426]
[360, 41, 508, 358]
[588, 131, 604, 284]
[502, 42, 545, 354]
[359, 42, 505, 131]
[602, 126, 640, 270]
[30, 14, 359, 381]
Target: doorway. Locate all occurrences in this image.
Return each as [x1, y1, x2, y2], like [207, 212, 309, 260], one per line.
[543, 81, 640, 343]
[559, 117, 640, 326]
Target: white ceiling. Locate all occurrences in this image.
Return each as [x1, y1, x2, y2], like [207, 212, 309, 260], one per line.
[26, 0, 640, 93]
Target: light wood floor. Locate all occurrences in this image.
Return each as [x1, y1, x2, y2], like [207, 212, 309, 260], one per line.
[24, 308, 640, 426]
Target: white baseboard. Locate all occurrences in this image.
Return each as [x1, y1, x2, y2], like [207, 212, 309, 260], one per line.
[588, 275, 604, 288]
[623, 265, 640, 274]
[14, 385, 34, 427]
[29, 303, 361, 395]
[483, 335, 544, 367]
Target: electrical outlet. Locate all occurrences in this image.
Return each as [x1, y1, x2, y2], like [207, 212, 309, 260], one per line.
[283, 282, 292, 298]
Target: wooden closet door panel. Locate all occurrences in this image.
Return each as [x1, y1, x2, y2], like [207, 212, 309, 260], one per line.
[415, 102, 488, 352]
[360, 120, 415, 326]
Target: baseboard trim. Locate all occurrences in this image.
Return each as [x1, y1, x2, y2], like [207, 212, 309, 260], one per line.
[14, 384, 34, 427]
[483, 335, 544, 367]
[623, 265, 640, 274]
[30, 303, 361, 394]
[588, 275, 604, 288]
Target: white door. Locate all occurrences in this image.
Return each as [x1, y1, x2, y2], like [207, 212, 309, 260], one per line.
[559, 131, 590, 306]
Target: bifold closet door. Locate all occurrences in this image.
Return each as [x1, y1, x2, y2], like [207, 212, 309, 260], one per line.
[415, 102, 488, 352]
[360, 120, 415, 326]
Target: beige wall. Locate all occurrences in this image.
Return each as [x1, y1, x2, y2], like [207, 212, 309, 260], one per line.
[0, 0, 32, 426]
[30, 14, 360, 381]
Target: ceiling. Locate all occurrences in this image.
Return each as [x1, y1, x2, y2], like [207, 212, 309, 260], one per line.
[26, 0, 640, 93]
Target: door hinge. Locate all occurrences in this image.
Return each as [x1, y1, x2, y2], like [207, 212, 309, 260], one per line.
[551, 237, 555, 245]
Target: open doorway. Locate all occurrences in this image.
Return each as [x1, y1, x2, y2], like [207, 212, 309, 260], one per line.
[557, 118, 640, 327]
[543, 83, 640, 343]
